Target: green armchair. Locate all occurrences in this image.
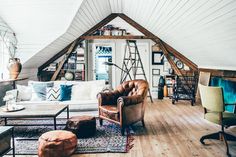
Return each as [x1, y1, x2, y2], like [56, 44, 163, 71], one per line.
[199, 84, 236, 156]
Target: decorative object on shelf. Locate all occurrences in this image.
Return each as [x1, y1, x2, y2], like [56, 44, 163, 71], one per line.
[168, 68, 174, 75]
[152, 51, 164, 65]
[176, 60, 184, 69]
[152, 69, 160, 75]
[152, 43, 161, 52]
[8, 58, 22, 79]
[64, 71, 74, 81]
[163, 60, 171, 72]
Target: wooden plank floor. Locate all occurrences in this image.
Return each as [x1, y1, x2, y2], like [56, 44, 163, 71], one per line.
[15, 99, 236, 157]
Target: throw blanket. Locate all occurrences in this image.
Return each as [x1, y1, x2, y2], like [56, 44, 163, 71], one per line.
[211, 77, 236, 113]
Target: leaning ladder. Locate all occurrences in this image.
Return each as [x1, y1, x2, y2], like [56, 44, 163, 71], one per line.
[120, 40, 153, 103]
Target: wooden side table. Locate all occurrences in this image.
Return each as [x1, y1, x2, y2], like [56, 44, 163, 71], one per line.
[0, 126, 15, 157]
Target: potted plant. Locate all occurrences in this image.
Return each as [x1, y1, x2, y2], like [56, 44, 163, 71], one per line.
[0, 31, 22, 79]
[7, 40, 22, 79]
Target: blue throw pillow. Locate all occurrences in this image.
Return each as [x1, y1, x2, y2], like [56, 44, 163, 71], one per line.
[31, 82, 54, 101]
[59, 85, 72, 101]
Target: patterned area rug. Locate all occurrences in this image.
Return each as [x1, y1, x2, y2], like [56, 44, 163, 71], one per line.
[3, 119, 134, 155]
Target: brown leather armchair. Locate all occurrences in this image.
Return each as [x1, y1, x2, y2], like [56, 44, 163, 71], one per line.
[97, 79, 149, 135]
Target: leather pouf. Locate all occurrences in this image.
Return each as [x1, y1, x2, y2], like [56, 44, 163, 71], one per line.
[38, 130, 77, 157]
[66, 116, 96, 138]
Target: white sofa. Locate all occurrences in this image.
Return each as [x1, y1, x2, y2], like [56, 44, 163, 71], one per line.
[16, 80, 107, 115]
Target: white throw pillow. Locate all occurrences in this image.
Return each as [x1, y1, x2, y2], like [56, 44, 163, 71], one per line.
[90, 85, 105, 100]
[16, 85, 32, 101]
[71, 84, 91, 100]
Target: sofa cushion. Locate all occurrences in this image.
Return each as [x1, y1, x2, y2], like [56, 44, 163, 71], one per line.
[59, 85, 72, 101]
[46, 86, 61, 101]
[16, 84, 32, 101]
[30, 81, 54, 101]
[71, 84, 91, 101]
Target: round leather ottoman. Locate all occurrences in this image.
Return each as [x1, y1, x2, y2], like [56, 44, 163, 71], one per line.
[38, 130, 77, 157]
[66, 115, 96, 138]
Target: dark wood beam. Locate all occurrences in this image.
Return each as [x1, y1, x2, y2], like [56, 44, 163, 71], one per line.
[80, 35, 154, 40]
[159, 40, 183, 76]
[51, 41, 77, 81]
[199, 68, 236, 78]
[117, 13, 198, 72]
[38, 13, 119, 72]
[164, 43, 198, 71]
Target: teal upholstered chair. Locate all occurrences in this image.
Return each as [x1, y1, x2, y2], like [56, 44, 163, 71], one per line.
[199, 84, 236, 156]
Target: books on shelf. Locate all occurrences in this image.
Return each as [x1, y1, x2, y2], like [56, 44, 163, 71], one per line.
[47, 62, 57, 71]
[76, 63, 84, 71]
[76, 47, 85, 54]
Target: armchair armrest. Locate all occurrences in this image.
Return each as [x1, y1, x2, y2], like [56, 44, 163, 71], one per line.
[97, 91, 121, 106]
[117, 95, 143, 107]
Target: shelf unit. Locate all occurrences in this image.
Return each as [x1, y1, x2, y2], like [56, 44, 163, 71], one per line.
[39, 42, 88, 81]
[61, 47, 86, 81]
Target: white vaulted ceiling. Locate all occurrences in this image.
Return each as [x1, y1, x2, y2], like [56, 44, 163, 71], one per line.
[1, 0, 236, 70]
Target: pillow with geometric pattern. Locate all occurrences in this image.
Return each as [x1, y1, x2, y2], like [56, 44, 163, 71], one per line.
[46, 86, 61, 101]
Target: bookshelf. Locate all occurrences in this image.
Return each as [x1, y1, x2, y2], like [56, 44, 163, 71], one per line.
[39, 43, 87, 81]
[62, 46, 86, 81]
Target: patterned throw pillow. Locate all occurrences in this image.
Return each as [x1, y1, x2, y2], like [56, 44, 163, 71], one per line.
[46, 86, 61, 101]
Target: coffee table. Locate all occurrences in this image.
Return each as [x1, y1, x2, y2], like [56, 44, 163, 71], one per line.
[0, 104, 69, 130]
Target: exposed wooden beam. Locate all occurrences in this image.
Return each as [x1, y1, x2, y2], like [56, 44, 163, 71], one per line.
[38, 13, 119, 72]
[118, 13, 181, 75]
[117, 14, 157, 39]
[80, 35, 154, 40]
[117, 13, 198, 72]
[159, 41, 183, 76]
[164, 43, 198, 71]
[51, 41, 77, 81]
[199, 68, 236, 78]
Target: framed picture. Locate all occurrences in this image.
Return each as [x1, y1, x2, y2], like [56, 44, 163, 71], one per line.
[152, 69, 160, 75]
[152, 51, 163, 65]
[163, 61, 171, 72]
[152, 75, 159, 87]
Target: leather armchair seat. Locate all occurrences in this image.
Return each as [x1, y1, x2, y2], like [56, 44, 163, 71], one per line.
[97, 79, 149, 135]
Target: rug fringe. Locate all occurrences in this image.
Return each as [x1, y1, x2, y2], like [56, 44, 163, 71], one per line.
[126, 128, 135, 152]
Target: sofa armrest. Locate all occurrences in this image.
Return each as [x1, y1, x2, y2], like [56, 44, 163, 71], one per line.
[97, 91, 121, 106]
[117, 95, 143, 107]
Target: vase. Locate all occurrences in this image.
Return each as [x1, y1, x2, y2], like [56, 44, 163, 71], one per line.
[8, 58, 22, 79]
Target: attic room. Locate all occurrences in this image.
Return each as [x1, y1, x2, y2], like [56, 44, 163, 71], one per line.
[0, 0, 236, 157]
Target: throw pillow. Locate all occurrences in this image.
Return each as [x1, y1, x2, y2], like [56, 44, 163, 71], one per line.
[59, 85, 72, 101]
[16, 84, 32, 101]
[46, 86, 61, 101]
[30, 82, 54, 101]
[71, 84, 91, 100]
